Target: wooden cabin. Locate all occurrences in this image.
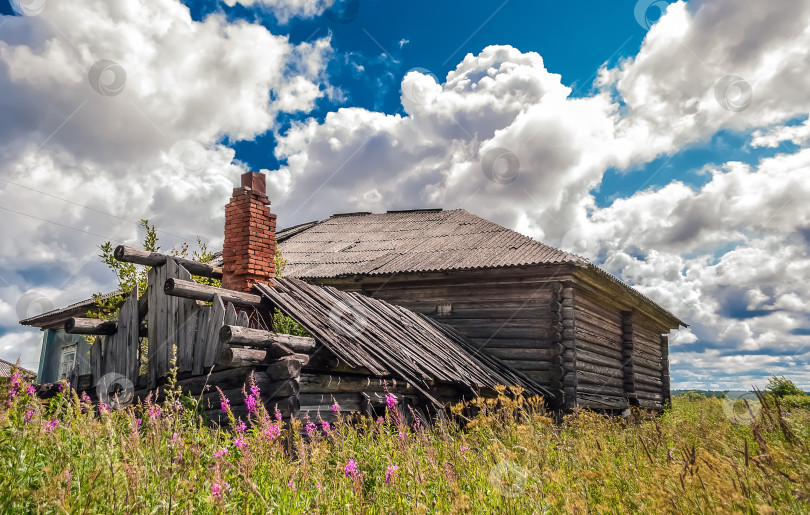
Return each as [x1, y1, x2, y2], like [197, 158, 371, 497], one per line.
[249, 210, 686, 410]
[22, 171, 684, 415]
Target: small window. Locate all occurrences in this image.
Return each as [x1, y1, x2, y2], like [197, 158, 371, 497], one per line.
[436, 302, 452, 316]
[59, 344, 77, 380]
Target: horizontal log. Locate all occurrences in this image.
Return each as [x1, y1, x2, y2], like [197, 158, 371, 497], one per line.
[298, 392, 362, 412]
[576, 383, 626, 397]
[573, 340, 624, 361]
[634, 374, 663, 388]
[164, 278, 264, 308]
[577, 370, 624, 389]
[65, 317, 117, 335]
[220, 325, 316, 353]
[114, 245, 223, 279]
[178, 366, 260, 397]
[576, 392, 628, 410]
[266, 356, 304, 380]
[304, 355, 371, 375]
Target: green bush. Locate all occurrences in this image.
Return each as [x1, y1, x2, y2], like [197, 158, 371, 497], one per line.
[765, 375, 806, 398]
[779, 394, 810, 411]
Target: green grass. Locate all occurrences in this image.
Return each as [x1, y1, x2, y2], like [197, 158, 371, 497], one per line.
[1, 373, 809, 514]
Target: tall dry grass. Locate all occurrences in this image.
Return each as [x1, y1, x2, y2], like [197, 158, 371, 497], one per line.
[1, 370, 808, 514]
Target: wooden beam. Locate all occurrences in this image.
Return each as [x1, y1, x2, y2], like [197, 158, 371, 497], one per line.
[114, 245, 223, 279]
[164, 278, 264, 308]
[219, 325, 316, 353]
[65, 317, 117, 335]
[65, 317, 148, 337]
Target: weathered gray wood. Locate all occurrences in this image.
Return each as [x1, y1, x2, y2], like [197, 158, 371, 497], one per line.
[65, 318, 117, 335]
[265, 356, 304, 380]
[178, 366, 259, 397]
[203, 294, 226, 369]
[192, 307, 210, 376]
[90, 336, 103, 384]
[236, 310, 250, 328]
[219, 325, 316, 353]
[661, 334, 671, 406]
[171, 262, 197, 374]
[622, 311, 636, 400]
[146, 264, 168, 389]
[114, 245, 223, 279]
[164, 278, 264, 308]
[224, 303, 237, 327]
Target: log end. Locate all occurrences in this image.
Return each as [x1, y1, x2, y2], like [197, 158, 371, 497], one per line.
[64, 318, 76, 332]
[164, 278, 176, 294]
[113, 245, 126, 262]
[219, 325, 234, 344]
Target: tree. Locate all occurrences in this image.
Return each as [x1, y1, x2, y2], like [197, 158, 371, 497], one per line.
[765, 375, 806, 398]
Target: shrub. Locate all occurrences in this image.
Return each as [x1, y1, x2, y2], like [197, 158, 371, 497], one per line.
[779, 394, 810, 411]
[766, 375, 807, 398]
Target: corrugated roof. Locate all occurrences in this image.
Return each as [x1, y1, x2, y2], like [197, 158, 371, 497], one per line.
[19, 290, 125, 328]
[0, 358, 36, 379]
[276, 209, 587, 278]
[256, 278, 551, 402]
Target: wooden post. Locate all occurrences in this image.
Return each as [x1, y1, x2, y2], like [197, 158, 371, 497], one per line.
[661, 334, 671, 408]
[621, 311, 637, 406]
[547, 282, 564, 407]
[560, 285, 577, 409]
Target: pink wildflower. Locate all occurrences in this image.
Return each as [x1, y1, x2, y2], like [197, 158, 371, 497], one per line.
[24, 409, 34, 423]
[234, 437, 247, 449]
[331, 401, 340, 414]
[460, 445, 470, 454]
[26, 385, 36, 396]
[376, 417, 384, 424]
[344, 459, 359, 479]
[262, 424, 281, 441]
[245, 395, 257, 414]
[274, 409, 282, 421]
[98, 403, 110, 414]
[42, 419, 59, 431]
[385, 465, 399, 484]
[385, 393, 397, 410]
[236, 420, 246, 433]
[322, 421, 331, 434]
[305, 421, 317, 437]
[211, 481, 230, 498]
[398, 432, 405, 440]
[147, 405, 161, 421]
[287, 480, 295, 490]
[213, 447, 229, 459]
[220, 398, 230, 413]
[316, 482, 322, 491]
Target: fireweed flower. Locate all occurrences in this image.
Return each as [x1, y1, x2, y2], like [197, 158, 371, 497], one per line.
[385, 465, 399, 484]
[234, 437, 247, 449]
[213, 447, 229, 459]
[211, 481, 230, 498]
[26, 385, 36, 396]
[24, 409, 34, 423]
[42, 419, 59, 431]
[344, 459, 359, 479]
[322, 421, 331, 434]
[274, 409, 282, 421]
[287, 480, 295, 490]
[98, 403, 110, 414]
[245, 395, 257, 414]
[147, 405, 161, 421]
[385, 393, 398, 410]
[262, 424, 281, 441]
[460, 445, 470, 454]
[331, 401, 340, 414]
[220, 398, 230, 413]
[305, 421, 317, 437]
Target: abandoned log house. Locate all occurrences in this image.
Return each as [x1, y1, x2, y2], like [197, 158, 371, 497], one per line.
[22, 171, 685, 417]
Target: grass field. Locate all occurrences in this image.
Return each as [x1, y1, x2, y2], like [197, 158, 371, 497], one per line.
[1, 371, 809, 514]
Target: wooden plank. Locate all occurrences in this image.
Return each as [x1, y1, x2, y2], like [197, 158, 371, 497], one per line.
[192, 307, 211, 376]
[224, 303, 237, 326]
[203, 294, 226, 369]
[236, 310, 250, 328]
[146, 265, 167, 389]
[180, 307, 199, 373]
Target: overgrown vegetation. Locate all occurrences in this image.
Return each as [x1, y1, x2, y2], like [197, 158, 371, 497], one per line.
[1, 367, 808, 513]
[90, 220, 308, 337]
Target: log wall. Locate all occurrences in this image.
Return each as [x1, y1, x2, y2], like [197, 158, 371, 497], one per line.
[320, 270, 568, 393]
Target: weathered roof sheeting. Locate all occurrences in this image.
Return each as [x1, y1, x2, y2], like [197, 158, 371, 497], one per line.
[19, 290, 124, 328]
[275, 209, 587, 278]
[0, 358, 36, 379]
[255, 278, 550, 399]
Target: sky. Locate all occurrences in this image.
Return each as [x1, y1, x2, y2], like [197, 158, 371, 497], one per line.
[0, 0, 809, 390]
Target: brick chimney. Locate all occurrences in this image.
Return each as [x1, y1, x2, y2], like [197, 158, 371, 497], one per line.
[222, 172, 276, 292]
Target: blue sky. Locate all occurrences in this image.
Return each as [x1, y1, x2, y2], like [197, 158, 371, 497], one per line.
[1, 0, 809, 390]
